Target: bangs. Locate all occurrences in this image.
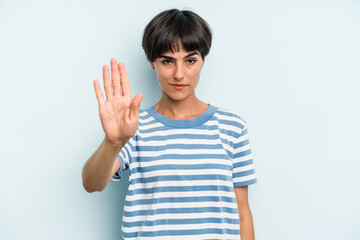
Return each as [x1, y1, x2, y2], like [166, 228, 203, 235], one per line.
[142, 9, 212, 61]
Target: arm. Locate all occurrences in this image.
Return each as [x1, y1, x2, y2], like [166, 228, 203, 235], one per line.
[234, 186, 255, 240]
[82, 58, 143, 193]
[82, 138, 124, 192]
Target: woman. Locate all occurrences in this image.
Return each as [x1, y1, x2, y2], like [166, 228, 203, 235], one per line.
[82, 9, 257, 240]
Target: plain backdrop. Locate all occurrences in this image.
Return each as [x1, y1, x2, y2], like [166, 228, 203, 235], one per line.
[0, 0, 359, 239]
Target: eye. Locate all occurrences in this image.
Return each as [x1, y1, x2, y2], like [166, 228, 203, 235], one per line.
[187, 59, 196, 64]
[162, 60, 172, 65]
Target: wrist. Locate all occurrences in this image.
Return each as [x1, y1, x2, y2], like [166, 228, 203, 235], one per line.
[103, 136, 128, 149]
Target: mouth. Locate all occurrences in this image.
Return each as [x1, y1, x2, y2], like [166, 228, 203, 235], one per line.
[169, 83, 188, 90]
[169, 83, 187, 86]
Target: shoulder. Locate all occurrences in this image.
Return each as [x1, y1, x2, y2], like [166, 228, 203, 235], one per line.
[139, 108, 150, 118]
[212, 105, 248, 130]
[138, 108, 155, 124]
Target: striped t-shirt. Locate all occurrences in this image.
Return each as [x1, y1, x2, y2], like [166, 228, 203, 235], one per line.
[111, 104, 257, 239]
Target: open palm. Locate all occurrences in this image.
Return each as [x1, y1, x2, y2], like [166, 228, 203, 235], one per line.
[93, 58, 143, 146]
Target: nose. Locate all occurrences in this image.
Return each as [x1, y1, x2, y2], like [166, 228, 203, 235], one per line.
[174, 63, 184, 81]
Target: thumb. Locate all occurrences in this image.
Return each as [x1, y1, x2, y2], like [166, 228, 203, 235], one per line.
[129, 94, 144, 120]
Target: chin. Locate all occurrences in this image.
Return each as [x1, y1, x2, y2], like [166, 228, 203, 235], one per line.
[165, 92, 192, 102]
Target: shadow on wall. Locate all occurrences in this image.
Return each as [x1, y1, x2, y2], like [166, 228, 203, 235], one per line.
[129, 54, 162, 109]
[106, 170, 131, 238]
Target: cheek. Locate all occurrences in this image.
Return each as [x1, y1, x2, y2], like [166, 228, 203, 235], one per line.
[188, 66, 202, 83]
[156, 67, 171, 81]
[192, 78, 200, 88]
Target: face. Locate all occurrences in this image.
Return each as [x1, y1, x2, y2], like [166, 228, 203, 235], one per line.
[150, 44, 205, 103]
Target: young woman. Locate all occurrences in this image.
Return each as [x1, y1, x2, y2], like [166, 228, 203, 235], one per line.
[82, 9, 257, 240]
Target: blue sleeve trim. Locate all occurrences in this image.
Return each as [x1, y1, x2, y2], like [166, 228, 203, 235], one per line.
[110, 156, 123, 182]
[233, 178, 257, 187]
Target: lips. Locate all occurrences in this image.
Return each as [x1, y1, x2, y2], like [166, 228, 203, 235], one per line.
[170, 83, 187, 90]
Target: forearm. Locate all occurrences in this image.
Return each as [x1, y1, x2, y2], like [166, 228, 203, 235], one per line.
[239, 209, 255, 240]
[82, 137, 125, 192]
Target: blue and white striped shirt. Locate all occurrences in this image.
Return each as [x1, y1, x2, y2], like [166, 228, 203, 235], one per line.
[111, 104, 257, 239]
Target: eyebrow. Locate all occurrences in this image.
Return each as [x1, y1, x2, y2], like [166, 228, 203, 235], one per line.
[159, 52, 199, 60]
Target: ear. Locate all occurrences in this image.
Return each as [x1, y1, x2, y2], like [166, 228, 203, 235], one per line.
[200, 57, 205, 69]
[150, 62, 155, 70]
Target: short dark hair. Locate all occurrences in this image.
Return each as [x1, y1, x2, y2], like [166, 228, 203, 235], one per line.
[142, 9, 212, 62]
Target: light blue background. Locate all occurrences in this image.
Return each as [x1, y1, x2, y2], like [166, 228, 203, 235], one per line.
[1, 0, 359, 239]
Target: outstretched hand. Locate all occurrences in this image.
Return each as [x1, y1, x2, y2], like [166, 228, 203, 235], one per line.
[93, 58, 143, 146]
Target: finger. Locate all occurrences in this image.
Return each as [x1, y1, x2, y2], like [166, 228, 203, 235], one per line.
[129, 94, 144, 120]
[93, 79, 105, 106]
[111, 58, 121, 96]
[102, 64, 112, 101]
[119, 62, 131, 97]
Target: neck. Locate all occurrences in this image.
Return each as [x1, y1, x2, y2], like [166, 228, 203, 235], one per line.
[154, 94, 208, 120]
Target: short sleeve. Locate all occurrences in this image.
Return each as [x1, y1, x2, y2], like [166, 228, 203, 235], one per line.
[232, 122, 257, 187]
[110, 139, 132, 182]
